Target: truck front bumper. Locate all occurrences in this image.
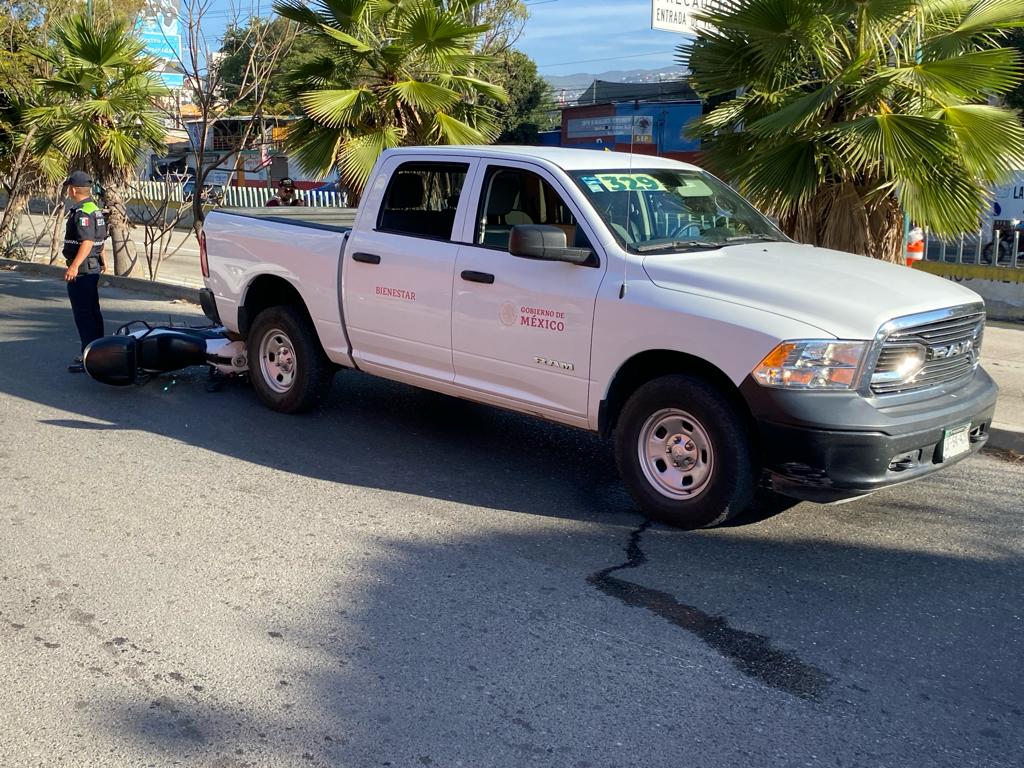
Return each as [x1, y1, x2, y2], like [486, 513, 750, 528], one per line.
[739, 368, 998, 503]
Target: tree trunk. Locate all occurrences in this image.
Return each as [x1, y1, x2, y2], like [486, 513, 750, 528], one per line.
[0, 188, 32, 256]
[103, 181, 136, 276]
[866, 194, 905, 263]
[786, 182, 904, 262]
[48, 200, 64, 264]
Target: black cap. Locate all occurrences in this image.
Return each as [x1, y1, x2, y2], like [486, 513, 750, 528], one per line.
[279, 177, 295, 188]
[65, 170, 93, 187]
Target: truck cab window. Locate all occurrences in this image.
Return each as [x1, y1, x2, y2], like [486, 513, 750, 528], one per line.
[477, 167, 592, 250]
[377, 162, 469, 240]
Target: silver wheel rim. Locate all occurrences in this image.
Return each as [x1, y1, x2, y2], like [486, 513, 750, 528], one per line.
[258, 327, 297, 394]
[637, 408, 715, 500]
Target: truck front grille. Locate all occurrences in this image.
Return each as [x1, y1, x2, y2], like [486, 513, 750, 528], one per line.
[870, 307, 985, 395]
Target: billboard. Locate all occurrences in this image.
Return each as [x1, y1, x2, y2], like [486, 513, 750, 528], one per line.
[651, 0, 717, 35]
[138, 0, 184, 88]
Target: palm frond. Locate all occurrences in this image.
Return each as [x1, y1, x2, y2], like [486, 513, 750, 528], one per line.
[388, 81, 460, 112]
[299, 88, 376, 127]
[429, 112, 489, 145]
[338, 126, 403, 188]
[938, 104, 1024, 179]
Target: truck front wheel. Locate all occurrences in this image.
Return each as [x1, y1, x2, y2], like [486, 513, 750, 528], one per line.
[248, 305, 333, 413]
[615, 374, 755, 529]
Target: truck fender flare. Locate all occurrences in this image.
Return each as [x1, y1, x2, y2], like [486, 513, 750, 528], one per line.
[238, 274, 309, 336]
[598, 349, 754, 439]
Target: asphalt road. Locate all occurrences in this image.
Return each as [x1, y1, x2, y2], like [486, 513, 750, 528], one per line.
[1, 271, 1022, 768]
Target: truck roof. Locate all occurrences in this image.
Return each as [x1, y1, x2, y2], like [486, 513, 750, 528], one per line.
[382, 145, 703, 173]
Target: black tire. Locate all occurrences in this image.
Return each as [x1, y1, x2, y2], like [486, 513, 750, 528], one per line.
[248, 305, 334, 413]
[614, 374, 756, 529]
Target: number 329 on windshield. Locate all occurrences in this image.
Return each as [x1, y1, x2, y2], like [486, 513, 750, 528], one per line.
[592, 174, 665, 192]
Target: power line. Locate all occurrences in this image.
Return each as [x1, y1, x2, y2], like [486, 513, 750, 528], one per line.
[537, 49, 679, 70]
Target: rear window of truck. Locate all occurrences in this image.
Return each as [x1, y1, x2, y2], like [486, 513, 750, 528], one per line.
[376, 162, 469, 241]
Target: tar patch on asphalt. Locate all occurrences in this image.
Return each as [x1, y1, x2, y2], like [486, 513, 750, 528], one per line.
[588, 520, 832, 701]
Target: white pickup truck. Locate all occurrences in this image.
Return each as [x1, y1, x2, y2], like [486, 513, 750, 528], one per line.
[199, 146, 997, 528]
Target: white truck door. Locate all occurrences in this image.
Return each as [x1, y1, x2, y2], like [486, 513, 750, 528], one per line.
[452, 162, 606, 417]
[343, 159, 474, 382]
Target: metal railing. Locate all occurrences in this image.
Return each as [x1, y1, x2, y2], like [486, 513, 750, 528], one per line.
[920, 226, 1024, 268]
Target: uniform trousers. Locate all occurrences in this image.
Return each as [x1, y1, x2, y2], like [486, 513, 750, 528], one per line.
[67, 273, 105, 352]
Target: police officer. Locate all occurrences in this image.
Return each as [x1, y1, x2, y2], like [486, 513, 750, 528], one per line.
[62, 170, 108, 373]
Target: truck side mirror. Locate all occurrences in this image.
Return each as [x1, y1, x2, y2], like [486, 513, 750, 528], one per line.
[509, 225, 595, 266]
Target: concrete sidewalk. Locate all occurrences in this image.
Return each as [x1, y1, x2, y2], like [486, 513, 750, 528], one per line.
[1, 255, 1022, 452]
[984, 323, 1024, 452]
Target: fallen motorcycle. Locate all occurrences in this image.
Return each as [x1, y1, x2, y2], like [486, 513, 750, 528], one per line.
[83, 320, 249, 386]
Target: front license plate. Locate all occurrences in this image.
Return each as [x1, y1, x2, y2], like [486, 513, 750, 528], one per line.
[941, 423, 971, 461]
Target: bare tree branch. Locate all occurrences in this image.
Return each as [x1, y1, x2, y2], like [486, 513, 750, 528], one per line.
[166, 0, 295, 232]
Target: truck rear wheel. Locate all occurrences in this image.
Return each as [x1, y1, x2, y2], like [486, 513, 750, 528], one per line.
[614, 374, 755, 529]
[248, 305, 333, 413]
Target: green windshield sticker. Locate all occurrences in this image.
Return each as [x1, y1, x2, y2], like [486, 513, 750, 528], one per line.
[593, 173, 666, 192]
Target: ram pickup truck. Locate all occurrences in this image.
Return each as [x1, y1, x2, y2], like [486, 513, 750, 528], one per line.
[199, 146, 997, 528]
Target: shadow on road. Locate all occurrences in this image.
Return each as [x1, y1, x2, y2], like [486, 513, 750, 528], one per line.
[96, 518, 1023, 767]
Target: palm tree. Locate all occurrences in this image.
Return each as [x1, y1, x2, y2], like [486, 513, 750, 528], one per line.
[681, 0, 1024, 261]
[30, 14, 167, 275]
[273, 0, 507, 191]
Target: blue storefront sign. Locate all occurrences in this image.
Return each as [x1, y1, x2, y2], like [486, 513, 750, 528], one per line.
[612, 102, 702, 153]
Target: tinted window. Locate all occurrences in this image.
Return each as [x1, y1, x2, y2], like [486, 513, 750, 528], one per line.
[476, 166, 591, 250]
[377, 162, 469, 240]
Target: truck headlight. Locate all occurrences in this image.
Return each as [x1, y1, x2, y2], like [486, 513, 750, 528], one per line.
[752, 340, 867, 390]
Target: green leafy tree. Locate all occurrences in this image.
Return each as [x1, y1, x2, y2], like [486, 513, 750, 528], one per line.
[0, 91, 67, 252]
[1, 1, 72, 249]
[30, 13, 167, 275]
[494, 49, 553, 143]
[682, 0, 1024, 261]
[273, 0, 507, 190]
[216, 17, 334, 115]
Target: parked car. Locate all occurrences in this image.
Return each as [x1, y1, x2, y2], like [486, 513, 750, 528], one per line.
[199, 146, 997, 529]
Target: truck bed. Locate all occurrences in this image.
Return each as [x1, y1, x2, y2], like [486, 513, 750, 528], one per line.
[211, 206, 357, 232]
[203, 208, 353, 366]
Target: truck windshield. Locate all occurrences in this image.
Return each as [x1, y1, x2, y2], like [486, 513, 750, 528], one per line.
[570, 169, 787, 253]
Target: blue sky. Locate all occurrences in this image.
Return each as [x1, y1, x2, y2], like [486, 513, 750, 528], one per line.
[186, 0, 685, 77]
[518, 0, 685, 76]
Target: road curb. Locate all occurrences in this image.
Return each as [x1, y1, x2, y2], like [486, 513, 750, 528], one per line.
[989, 425, 1024, 454]
[0, 257, 201, 303]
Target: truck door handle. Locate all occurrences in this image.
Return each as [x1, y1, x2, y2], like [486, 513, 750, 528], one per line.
[461, 270, 494, 284]
[352, 252, 381, 264]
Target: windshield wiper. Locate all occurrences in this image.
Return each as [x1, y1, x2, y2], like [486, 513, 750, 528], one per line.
[724, 234, 781, 243]
[634, 240, 724, 253]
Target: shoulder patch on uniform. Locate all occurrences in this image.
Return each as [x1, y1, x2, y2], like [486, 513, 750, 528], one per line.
[81, 201, 99, 213]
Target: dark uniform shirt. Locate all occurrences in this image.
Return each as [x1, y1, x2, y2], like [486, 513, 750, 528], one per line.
[266, 195, 304, 207]
[63, 197, 108, 273]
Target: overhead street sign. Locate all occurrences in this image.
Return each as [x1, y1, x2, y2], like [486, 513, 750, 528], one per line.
[651, 0, 717, 35]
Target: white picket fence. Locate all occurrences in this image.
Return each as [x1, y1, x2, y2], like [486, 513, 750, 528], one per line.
[130, 180, 348, 208]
